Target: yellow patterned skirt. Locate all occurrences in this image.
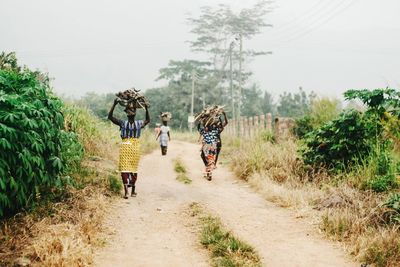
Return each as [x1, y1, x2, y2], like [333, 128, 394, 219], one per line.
[119, 137, 141, 173]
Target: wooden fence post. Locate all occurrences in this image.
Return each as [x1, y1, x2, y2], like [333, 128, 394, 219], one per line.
[260, 114, 265, 131]
[253, 115, 259, 136]
[266, 113, 272, 131]
[239, 117, 244, 138]
[274, 117, 280, 140]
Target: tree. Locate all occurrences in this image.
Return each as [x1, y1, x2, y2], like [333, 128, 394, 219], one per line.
[241, 84, 263, 117]
[277, 88, 315, 118]
[188, 1, 273, 73]
[187, 1, 273, 106]
[261, 90, 275, 115]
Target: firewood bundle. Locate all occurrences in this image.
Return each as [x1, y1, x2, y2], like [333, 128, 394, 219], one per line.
[160, 112, 172, 122]
[195, 105, 225, 126]
[116, 88, 150, 111]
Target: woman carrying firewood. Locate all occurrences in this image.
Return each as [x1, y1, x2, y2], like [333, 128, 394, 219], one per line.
[156, 113, 171, 156]
[196, 106, 227, 180]
[108, 89, 150, 199]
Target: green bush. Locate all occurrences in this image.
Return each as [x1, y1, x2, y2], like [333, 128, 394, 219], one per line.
[0, 53, 82, 216]
[108, 174, 122, 195]
[366, 175, 397, 192]
[301, 110, 375, 170]
[293, 115, 314, 138]
[382, 193, 400, 225]
[59, 130, 84, 173]
[293, 98, 341, 139]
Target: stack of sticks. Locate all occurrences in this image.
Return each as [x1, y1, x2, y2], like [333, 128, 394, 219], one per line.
[160, 112, 172, 122]
[116, 88, 150, 112]
[195, 105, 225, 126]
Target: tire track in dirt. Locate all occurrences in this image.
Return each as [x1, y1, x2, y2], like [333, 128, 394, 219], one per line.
[94, 141, 358, 267]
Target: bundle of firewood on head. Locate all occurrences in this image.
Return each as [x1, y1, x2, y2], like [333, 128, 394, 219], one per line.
[160, 112, 172, 122]
[116, 88, 150, 114]
[195, 105, 225, 127]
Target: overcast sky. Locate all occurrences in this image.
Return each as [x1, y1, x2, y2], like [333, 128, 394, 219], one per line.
[1, 0, 399, 99]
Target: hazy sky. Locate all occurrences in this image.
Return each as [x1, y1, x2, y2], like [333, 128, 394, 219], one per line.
[1, 0, 399, 99]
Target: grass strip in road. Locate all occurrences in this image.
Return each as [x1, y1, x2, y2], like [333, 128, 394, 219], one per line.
[189, 203, 262, 267]
[174, 158, 192, 184]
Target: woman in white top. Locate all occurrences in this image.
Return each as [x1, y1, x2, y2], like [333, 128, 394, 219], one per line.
[156, 120, 171, 155]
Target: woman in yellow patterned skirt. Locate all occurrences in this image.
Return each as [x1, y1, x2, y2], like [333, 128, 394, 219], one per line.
[108, 98, 150, 198]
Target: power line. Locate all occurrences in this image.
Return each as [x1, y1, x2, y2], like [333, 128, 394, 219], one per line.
[271, 0, 360, 46]
[270, 0, 352, 40]
[275, 0, 327, 30]
[269, 0, 346, 40]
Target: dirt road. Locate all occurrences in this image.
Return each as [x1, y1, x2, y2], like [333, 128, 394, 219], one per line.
[94, 141, 358, 267]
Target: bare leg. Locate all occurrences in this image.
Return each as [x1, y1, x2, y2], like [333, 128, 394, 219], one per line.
[121, 173, 129, 199]
[131, 173, 138, 197]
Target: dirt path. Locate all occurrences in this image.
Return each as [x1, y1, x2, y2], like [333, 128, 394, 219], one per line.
[94, 141, 358, 267]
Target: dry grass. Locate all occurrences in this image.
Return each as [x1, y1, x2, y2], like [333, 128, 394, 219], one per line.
[174, 131, 199, 143]
[188, 202, 262, 267]
[0, 183, 112, 267]
[224, 133, 400, 267]
[140, 128, 160, 155]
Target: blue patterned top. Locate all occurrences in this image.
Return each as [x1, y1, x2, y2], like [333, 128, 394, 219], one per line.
[199, 126, 221, 144]
[120, 120, 144, 138]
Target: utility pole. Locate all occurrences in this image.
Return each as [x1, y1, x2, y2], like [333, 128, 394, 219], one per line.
[237, 33, 243, 135]
[229, 41, 236, 135]
[190, 69, 195, 133]
[229, 41, 235, 133]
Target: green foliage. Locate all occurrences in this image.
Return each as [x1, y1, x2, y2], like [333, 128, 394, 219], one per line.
[63, 104, 103, 155]
[277, 88, 315, 118]
[108, 174, 122, 195]
[59, 131, 84, 173]
[345, 88, 400, 116]
[366, 175, 396, 193]
[0, 62, 68, 216]
[294, 98, 344, 138]
[384, 193, 400, 224]
[0, 52, 20, 72]
[293, 115, 314, 139]
[0, 54, 88, 217]
[301, 110, 375, 170]
[242, 84, 275, 117]
[73, 92, 128, 120]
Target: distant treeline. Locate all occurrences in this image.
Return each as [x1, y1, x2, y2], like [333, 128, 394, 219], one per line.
[70, 87, 316, 129]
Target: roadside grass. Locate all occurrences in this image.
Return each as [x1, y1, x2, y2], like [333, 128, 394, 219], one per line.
[140, 128, 160, 155]
[225, 132, 400, 267]
[174, 130, 199, 143]
[0, 114, 158, 266]
[0, 164, 114, 266]
[189, 203, 262, 267]
[174, 158, 192, 184]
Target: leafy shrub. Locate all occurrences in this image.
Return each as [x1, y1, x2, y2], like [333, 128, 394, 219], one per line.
[344, 88, 400, 117]
[63, 105, 102, 155]
[293, 98, 341, 138]
[293, 115, 314, 138]
[366, 175, 397, 192]
[301, 110, 375, 170]
[384, 193, 400, 224]
[108, 174, 122, 195]
[59, 130, 84, 173]
[0, 54, 81, 216]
